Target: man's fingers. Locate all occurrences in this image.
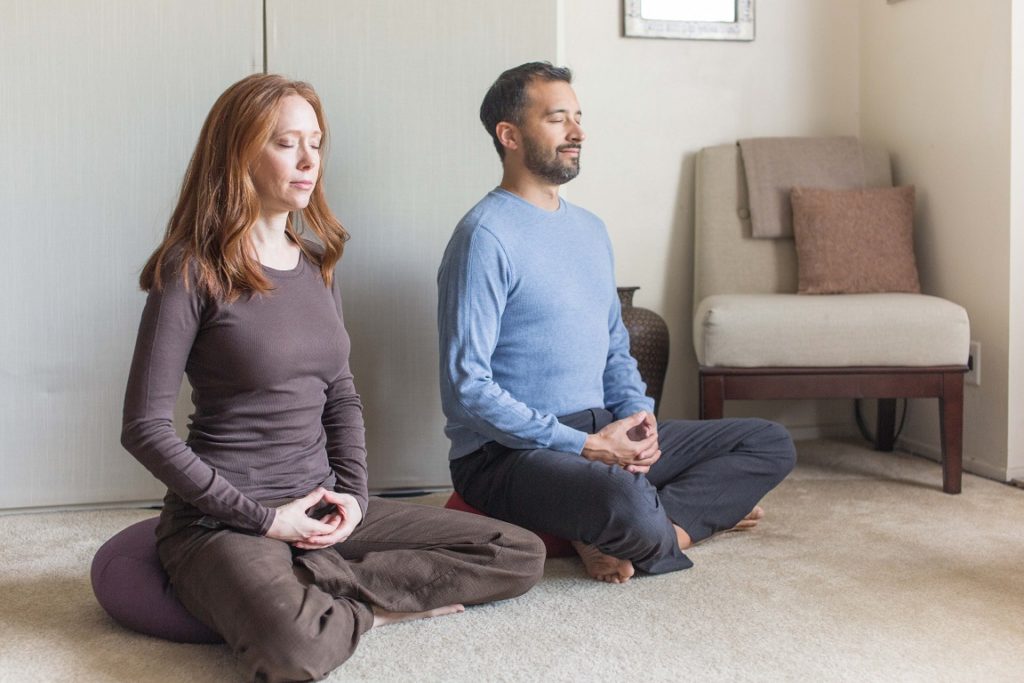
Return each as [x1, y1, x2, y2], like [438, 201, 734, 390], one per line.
[626, 411, 648, 426]
[627, 433, 658, 456]
[636, 436, 661, 457]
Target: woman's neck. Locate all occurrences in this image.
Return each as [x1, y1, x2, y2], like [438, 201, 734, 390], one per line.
[250, 211, 300, 270]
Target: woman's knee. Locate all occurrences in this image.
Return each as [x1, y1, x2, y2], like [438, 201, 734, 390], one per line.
[488, 521, 547, 597]
[239, 595, 368, 683]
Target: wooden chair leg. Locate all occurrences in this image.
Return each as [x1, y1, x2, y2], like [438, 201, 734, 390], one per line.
[699, 373, 724, 420]
[939, 371, 964, 494]
[875, 398, 896, 452]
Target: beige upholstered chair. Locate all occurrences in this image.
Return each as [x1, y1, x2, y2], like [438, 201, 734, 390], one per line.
[693, 143, 970, 493]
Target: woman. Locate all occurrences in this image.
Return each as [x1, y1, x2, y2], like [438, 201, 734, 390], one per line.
[121, 74, 545, 683]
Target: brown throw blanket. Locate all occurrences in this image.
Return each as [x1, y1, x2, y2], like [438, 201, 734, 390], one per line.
[738, 136, 892, 238]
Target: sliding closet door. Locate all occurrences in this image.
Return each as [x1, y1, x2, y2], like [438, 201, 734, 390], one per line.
[267, 1, 559, 490]
[0, 1, 263, 508]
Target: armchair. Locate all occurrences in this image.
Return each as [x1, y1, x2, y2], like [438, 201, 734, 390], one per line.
[692, 142, 970, 493]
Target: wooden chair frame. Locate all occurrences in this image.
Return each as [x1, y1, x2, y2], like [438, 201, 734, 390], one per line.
[698, 365, 967, 493]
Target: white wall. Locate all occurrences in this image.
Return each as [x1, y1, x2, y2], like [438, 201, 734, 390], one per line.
[860, 0, 1014, 479]
[562, 0, 862, 434]
[0, 0, 263, 508]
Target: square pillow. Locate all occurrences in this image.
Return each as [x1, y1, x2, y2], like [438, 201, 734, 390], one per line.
[790, 185, 921, 295]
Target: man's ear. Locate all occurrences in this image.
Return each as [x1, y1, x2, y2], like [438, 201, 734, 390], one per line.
[496, 122, 519, 153]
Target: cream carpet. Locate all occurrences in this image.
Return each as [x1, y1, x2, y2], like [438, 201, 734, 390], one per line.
[2, 439, 1023, 682]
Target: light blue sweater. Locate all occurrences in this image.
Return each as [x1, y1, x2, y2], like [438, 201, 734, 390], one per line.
[437, 188, 654, 460]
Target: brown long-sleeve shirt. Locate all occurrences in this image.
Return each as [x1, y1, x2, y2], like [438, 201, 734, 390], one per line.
[121, 251, 368, 536]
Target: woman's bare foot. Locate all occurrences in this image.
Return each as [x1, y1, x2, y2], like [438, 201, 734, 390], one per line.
[371, 604, 464, 628]
[675, 506, 767, 550]
[571, 541, 635, 584]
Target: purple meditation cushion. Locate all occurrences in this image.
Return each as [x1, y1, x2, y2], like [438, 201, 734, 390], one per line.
[444, 491, 575, 558]
[90, 516, 223, 644]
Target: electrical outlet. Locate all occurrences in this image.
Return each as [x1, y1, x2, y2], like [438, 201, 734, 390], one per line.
[966, 340, 981, 386]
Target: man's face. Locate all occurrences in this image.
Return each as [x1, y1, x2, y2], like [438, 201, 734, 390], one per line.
[516, 79, 585, 185]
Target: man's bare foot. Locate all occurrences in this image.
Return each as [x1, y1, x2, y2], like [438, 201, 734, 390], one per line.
[674, 523, 693, 550]
[674, 506, 767, 550]
[730, 505, 765, 531]
[571, 541, 635, 584]
[371, 604, 464, 628]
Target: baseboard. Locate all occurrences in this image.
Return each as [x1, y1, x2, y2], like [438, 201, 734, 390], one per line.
[897, 436, 1010, 482]
[786, 423, 858, 442]
[0, 499, 164, 517]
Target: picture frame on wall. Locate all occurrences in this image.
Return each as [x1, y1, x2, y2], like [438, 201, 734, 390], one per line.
[623, 0, 755, 41]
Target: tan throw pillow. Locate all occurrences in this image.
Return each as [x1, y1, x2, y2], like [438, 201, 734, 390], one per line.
[790, 186, 921, 295]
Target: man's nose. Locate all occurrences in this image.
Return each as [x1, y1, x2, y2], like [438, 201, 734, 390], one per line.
[569, 121, 585, 143]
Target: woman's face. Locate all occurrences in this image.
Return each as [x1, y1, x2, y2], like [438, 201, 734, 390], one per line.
[252, 95, 322, 215]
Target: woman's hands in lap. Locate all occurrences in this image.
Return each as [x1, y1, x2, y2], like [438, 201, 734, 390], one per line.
[266, 488, 363, 549]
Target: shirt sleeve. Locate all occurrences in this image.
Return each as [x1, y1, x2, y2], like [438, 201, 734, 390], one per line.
[601, 241, 656, 419]
[120, 264, 275, 535]
[324, 279, 369, 516]
[438, 226, 587, 454]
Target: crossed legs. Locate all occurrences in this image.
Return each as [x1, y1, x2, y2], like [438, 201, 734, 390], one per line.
[159, 498, 545, 683]
[451, 410, 795, 582]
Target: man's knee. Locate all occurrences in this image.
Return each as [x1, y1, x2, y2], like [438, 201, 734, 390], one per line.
[749, 419, 797, 480]
[585, 473, 667, 549]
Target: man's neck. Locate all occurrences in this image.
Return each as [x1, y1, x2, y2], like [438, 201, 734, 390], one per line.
[499, 169, 562, 212]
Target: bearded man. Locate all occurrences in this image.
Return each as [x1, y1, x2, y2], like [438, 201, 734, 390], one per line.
[436, 62, 795, 583]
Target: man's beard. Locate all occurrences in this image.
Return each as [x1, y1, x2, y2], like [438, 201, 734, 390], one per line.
[522, 136, 581, 185]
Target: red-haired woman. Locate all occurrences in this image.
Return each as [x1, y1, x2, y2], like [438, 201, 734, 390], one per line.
[121, 74, 544, 682]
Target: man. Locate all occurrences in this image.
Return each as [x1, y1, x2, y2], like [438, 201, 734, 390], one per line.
[437, 62, 795, 583]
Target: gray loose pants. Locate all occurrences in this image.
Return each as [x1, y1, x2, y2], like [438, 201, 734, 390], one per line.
[450, 410, 796, 574]
[158, 497, 546, 683]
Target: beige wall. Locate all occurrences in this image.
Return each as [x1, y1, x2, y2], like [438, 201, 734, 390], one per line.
[0, 0, 263, 509]
[860, 0, 1014, 479]
[562, 0, 861, 434]
[266, 0, 558, 491]
[1010, 0, 1024, 480]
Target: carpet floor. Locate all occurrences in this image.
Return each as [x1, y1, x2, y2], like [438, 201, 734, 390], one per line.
[1, 439, 1022, 682]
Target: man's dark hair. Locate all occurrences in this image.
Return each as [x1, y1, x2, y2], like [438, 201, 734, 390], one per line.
[479, 61, 573, 160]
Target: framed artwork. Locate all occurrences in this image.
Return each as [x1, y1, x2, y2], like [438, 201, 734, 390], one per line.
[624, 0, 755, 41]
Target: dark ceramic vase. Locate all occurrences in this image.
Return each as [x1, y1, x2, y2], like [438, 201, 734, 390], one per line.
[617, 287, 670, 416]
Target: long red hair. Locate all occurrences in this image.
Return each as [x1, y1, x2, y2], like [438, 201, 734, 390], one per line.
[140, 74, 347, 299]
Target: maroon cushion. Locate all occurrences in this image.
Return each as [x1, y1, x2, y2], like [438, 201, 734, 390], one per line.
[444, 492, 575, 558]
[90, 517, 223, 644]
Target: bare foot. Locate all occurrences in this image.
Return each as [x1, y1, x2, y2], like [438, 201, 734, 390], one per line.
[571, 541, 635, 584]
[372, 604, 464, 628]
[674, 523, 693, 550]
[730, 505, 765, 532]
[674, 506, 767, 550]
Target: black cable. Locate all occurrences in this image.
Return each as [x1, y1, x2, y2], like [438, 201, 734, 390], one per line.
[854, 398, 908, 444]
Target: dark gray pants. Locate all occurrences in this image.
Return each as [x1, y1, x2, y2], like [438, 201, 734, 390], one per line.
[158, 497, 546, 683]
[450, 410, 796, 574]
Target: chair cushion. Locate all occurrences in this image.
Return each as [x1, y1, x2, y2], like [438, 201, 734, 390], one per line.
[444, 492, 575, 558]
[91, 517, 223, 644]
[694, 293, 969, 367]
[791, 186, 921, 294]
